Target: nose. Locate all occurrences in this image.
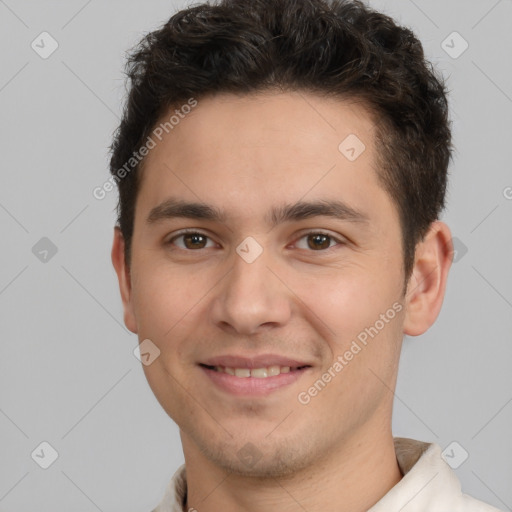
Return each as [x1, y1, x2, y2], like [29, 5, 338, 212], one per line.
[210, 243, 292, 336]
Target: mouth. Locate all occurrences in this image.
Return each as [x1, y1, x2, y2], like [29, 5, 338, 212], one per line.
[199, 363, 310, 378]
[198, 356, 312, 396]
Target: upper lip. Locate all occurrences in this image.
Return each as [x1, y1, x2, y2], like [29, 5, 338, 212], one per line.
[200, 354, 311, 369]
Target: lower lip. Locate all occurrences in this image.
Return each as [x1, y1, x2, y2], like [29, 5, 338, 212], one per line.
[200, 365, 310, 397]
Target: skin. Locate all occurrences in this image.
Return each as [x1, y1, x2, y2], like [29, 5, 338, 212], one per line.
[112, 90, 453, 512]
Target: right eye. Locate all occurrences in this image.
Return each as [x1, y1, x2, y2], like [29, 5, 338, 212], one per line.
[166, 230, 217, 251]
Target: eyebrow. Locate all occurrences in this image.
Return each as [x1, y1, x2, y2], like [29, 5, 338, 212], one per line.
[146, 197, 370, 227]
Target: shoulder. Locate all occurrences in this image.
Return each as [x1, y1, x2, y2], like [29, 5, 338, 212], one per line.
[368, 438, 506, 512]
[458, 492, 504, 512]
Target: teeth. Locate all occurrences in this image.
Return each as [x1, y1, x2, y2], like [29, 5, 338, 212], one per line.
[212, 365, 298, 378]
[268, 365, 280, 376]
[251, 368, 268, 378]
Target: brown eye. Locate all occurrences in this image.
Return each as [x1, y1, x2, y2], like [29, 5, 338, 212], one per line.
[168, 231, 214, 250]
[183, 233, 207, 249]
[307, 233, 331, 250]
[294, 231, 345, 252]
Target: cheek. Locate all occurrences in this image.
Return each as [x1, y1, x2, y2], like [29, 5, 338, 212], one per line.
[301, 258, 404, 379]
[131, 261, 209, 339]
[312, 270, 398, 331]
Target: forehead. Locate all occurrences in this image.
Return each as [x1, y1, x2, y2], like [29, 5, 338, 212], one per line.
[145, 90, 377, 164]
[135, 91, 395, 228]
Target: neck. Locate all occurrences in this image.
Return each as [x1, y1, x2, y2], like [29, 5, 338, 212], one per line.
[181, 426, 402, 512]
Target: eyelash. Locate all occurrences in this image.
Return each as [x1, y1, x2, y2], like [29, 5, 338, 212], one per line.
[166, 229, 346, 253]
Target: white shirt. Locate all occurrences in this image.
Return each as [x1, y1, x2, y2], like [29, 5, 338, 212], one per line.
[152, 437, 503, 512]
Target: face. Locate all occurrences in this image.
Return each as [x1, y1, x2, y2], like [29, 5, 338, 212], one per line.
[115, 91, 410, 477]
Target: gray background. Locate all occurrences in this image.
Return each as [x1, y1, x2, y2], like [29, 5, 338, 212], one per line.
[0, 0, 511, 510]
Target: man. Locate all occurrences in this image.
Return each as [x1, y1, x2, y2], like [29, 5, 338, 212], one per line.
[110, 0, 502, 510]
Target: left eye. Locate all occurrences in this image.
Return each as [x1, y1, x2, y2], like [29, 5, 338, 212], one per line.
[294, 232, 343, 251]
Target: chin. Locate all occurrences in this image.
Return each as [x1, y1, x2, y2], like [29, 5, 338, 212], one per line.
[196, 431, 319, 479]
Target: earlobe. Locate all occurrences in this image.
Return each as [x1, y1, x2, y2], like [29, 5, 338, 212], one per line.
[111, 227, 138, 334]
[403, 221, 453, 336]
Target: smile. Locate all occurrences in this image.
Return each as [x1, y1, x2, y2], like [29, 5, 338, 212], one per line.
[202, 364, 309, 378]
[199, 363, 311, 397]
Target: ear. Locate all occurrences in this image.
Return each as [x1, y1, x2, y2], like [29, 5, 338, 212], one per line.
[403, 221, 453, 336]
[111, 227, 138, 334]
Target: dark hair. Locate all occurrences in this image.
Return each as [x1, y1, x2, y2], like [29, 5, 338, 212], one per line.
[109, 0, 452, 287]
